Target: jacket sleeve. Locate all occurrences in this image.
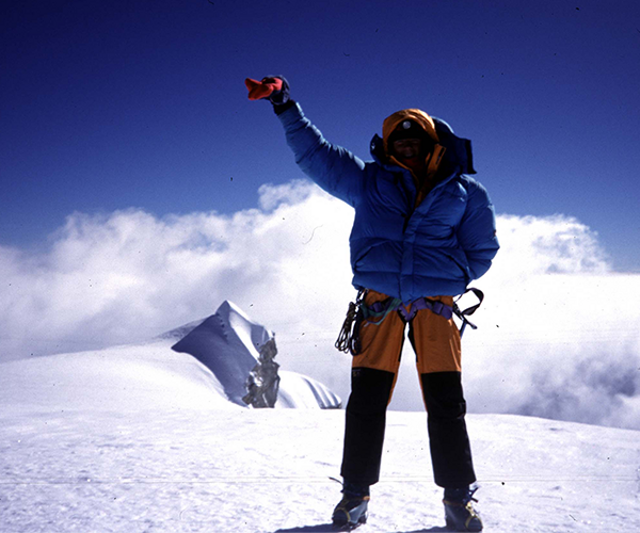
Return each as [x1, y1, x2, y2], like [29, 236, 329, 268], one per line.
[276, 102, 366, 207]
[457, 180, 500, 281]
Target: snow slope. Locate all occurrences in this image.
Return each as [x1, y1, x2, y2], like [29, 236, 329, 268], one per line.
[168, 300, 341, 409]
[2, 340, 640, 532]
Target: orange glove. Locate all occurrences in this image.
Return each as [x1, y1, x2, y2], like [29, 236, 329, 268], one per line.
[245, 76, 290, 108]
[245, 77, 283, 100]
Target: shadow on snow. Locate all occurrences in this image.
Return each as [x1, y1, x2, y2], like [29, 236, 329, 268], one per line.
[273, 523, 450, 533]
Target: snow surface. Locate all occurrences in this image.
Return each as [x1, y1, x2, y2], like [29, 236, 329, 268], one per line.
[2, 307, 640, 532]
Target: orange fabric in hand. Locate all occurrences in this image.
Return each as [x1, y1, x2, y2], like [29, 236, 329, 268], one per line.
[245, 77, 283, 100]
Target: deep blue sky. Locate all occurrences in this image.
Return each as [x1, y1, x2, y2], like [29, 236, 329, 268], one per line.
[2, 0, 639, 271]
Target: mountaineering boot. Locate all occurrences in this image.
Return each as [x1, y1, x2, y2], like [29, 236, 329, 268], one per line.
[443, 486, 483, 531]
[332, 482, 370, 530]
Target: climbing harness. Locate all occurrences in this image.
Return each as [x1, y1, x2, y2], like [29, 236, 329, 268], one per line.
[363, 294, 454, 323]
[335, 288, 485, 356]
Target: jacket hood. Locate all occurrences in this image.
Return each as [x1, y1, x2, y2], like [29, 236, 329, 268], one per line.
[382, 109, 439, 153]
[371, 112, 476, 176]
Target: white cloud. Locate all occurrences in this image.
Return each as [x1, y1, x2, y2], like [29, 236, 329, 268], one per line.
[1, 180, 639, 429]
[488, 213, 611, 276]
[0, 181, 354, 361]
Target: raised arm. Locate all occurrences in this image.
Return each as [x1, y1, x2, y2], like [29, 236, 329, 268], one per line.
[246, 76, 366, 206]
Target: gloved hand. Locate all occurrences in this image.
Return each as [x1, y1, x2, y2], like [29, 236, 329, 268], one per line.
[245, 76, 290, 106]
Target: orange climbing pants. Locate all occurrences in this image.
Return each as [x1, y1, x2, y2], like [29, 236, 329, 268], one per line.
[341, 289, 475, 488]
[352, 289, 462, 378]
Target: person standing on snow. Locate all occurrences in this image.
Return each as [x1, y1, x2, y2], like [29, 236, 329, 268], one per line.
[246, 76, 499, 532]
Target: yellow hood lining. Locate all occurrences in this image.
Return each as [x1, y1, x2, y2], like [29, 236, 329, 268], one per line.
[382, 109, 440, 154]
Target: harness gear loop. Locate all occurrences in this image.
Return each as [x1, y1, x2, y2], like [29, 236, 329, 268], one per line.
[453, 288, 484, 337]
[335, 289, 366, 355]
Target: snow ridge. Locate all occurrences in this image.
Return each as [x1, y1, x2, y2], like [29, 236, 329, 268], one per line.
[171, 301, 267, 405]
[170, 301, 341, 409]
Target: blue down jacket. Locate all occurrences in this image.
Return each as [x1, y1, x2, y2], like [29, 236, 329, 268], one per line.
[277, 103, 499, 303]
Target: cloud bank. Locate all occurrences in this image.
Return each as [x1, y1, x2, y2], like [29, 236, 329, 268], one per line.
[1, 180, 639, 429]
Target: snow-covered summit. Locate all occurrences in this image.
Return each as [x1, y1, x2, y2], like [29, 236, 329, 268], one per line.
[171, 301, 271, 405]
[170, 300, 341, 409]
[0, 300, 340, 412]
[164, 300, 272, 348]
